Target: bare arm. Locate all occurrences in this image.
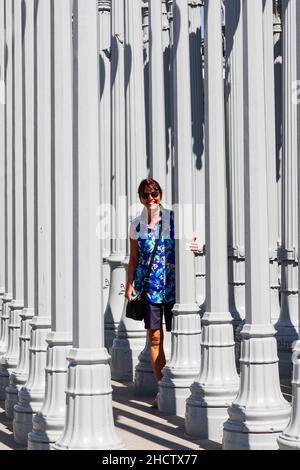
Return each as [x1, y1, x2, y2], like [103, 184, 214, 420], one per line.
[125, 238, 138, 301]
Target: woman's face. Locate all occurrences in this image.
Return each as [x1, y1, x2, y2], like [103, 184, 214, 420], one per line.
[140, 185, 161, 211]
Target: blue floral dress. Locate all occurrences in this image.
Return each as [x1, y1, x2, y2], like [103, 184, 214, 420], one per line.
[130, 206, 175, 304]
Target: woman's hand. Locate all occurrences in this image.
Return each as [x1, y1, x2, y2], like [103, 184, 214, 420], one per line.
[189, 235, 200, 253]
[125, 283, 136, 302]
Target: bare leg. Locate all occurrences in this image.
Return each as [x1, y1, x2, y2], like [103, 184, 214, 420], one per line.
[148, 328, 166, 381]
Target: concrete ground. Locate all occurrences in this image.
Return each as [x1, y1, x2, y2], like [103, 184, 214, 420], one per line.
[0, 379, 292, 451]
[0, 380, 221, 451]
[111, 381, 222, 450]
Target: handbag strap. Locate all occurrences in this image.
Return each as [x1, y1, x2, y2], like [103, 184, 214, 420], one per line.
[142, 218, 162, 291]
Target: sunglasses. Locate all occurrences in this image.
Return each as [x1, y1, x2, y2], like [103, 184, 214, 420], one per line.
[141, 190, 160, 200]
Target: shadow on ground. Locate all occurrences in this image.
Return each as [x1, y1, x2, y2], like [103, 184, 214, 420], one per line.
[112, 381, 222, 451]
[0, 406, 25, 451]
[0, 379, 292, 451]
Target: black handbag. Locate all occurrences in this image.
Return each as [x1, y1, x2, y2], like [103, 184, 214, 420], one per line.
[126, 221, 162, 321]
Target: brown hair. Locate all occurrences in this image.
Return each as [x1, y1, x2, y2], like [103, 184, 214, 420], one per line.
[138, 179, 162, 198]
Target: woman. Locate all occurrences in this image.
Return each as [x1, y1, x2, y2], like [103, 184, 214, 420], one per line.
[125, 179, 175, 407]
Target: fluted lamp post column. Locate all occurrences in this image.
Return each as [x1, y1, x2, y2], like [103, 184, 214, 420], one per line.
[104, 0, 127, 352]
[264, 0, 281, 326]
[1, 0, 25, 416]
[149, 0, 167, 193]
[225, 0, 245, 368]
[223, 0, 290, 450]
[189, 0, 205, 310]
[5, 0, 35, 420]
[273, 1, 282, 301]
[28, 0, 73, 450]
[158, 0, 201, 418]
[225, 0, 245, 329]
[185, 0, 239, 440]
[98, 0, 112, 313]
[53, 0, 124, 450]
[277, 0, 300, 452]
[0, 0, 14, 395]
[0, 0, 5, 343]
[275, 0, 299, 379]
[142, 0, 150, 165]
[162, 0, 173, 207]
[124, 0, 148, 195]
[13, 0, 52, 445]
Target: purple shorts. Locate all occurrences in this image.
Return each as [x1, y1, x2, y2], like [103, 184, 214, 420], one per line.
[144, 300, 174, 332]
